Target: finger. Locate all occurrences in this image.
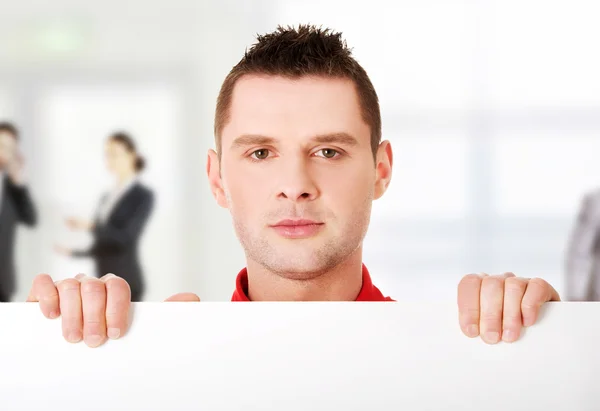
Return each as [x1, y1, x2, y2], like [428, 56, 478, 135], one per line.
[57, 279, 83, 343]
[501, 277, 528, 343]
[80, 276, 107, 348]
[521, 277, 561, 327]
[101, 274, 131, 340]
[75, 273, 90, 281]
[27, 274, 60, 319]
[457, 274, 483, 338]
[164, 293, 201, 302]
[479, 275, 505, 344]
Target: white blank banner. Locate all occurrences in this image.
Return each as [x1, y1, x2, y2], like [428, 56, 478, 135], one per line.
[0, 302, 598, 410]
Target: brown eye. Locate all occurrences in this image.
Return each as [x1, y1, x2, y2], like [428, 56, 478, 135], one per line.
[318, 148, 338, 158]
[252, 149, 270, 160]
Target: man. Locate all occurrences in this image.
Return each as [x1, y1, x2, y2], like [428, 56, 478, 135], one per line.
[0, 122, 37, 302]
[26, 25, 560, 348]
[565, 190, 600, 300]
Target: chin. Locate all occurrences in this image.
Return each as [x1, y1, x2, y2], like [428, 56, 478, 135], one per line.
[270, 266, 327, 281]
[263, 250, 341, 280]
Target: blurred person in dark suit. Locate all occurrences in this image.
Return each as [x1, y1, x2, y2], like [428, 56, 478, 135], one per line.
[0, 122, 37, 302]
[55, 132, 154, 301]
[565, 190, 600, 301]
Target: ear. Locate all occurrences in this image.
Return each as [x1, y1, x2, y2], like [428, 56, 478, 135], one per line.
[374, 140, 393, 200]
[206, 149, 229, 208]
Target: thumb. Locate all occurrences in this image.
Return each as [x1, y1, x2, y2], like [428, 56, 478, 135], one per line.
[164, 293, 201, 302]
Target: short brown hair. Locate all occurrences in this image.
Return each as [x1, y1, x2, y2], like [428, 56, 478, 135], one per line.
[0, 122, 19, 140]
[214, 25, 381, 159]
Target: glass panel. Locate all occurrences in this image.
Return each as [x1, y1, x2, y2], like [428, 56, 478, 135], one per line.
[34, 83, 185, 299]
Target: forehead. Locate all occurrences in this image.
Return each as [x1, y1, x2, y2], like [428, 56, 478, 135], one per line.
[222, 75, 370, 147]
[106, 140, 126, 151]
[0, 132, 16, 145]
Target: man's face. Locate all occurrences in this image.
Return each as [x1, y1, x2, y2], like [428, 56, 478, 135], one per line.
[208, 75, 392, 279]
[0, 131, 17, 169]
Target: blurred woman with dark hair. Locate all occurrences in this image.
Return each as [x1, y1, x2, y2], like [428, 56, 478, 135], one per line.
[56, 132, 154, 301]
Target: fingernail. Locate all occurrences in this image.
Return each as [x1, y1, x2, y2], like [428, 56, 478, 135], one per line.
[502, 329, 519, 342]
[107, 328, 120, 339]
[483, 331, 500, 344]
[49, 310, 58, 319]
[85, 334, 104, 347]
[67, 330, 82, 343]
[466, 324, 479, 337]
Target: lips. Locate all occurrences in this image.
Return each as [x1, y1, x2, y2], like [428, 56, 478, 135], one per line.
[273, 219, 322, 227]
[270, 219, 324, 239]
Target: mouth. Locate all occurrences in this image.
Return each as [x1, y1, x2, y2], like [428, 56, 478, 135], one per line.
[269, 219, 325, 239]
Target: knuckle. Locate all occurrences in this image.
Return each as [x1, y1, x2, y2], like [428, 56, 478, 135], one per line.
[484, 276, 505, 287]
[458, 306, 480, 317]
[528, 277, 549, 289]
[480, 311, 502, 322]
[460, 274, 482, 285]
[457, 274, 482, 295]
[34, 273, 53, 284]
[106, 302, 129, 320]
[40, 292, 59, 303]
[504, 277, 527, 292]
[80, 279, 106, 295]
[105, 309, 126, 319]
[105, 276, 130, 293]
[521, 301, 539, 311]
[503, 312, 522, 325]
[58, 279, 80, 292]
[459, 308, 480, 324]
[62, 315, 82, 325]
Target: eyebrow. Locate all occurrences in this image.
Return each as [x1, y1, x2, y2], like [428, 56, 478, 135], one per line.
[231, 135, 277, 149]
[230, 132, 359, 149]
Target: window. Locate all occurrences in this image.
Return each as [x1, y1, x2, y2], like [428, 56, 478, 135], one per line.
[492, 131, 600, 217]
[270, 0, 600, 299]
[34, 82, 186, 298]
[0, 88, 15, 120]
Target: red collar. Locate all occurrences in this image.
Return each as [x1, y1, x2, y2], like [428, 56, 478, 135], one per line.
[231, 264, 394, 301]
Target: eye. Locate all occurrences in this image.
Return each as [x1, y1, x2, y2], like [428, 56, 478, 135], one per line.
[315, 148, 339, 159]
[251, 149, 270, 160]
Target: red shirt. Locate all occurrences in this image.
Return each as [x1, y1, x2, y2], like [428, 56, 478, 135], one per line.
[231, 263, 395, 301]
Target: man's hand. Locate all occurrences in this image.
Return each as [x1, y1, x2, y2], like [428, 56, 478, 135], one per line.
[27, 273, 132, 347]
[6, 150, 25, 185]
[27, 273, 201, 348]
[457, 273, 561, 344]
[65, 217, 94, 231]
[54, 244, 73, 256]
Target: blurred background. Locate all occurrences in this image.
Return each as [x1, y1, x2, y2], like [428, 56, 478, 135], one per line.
[1, 0, 599, 302]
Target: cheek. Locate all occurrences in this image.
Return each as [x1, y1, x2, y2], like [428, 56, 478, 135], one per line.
[319, 163, 375, 206]
[224, 168, 273, 217]
[0, 147, 12, 158]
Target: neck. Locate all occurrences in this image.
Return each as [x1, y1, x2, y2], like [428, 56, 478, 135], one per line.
[246, 247, 364, 301]
[116, 171, 135, 186]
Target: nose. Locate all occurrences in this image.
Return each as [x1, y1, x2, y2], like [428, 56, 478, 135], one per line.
[276, 157, 319, 203]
